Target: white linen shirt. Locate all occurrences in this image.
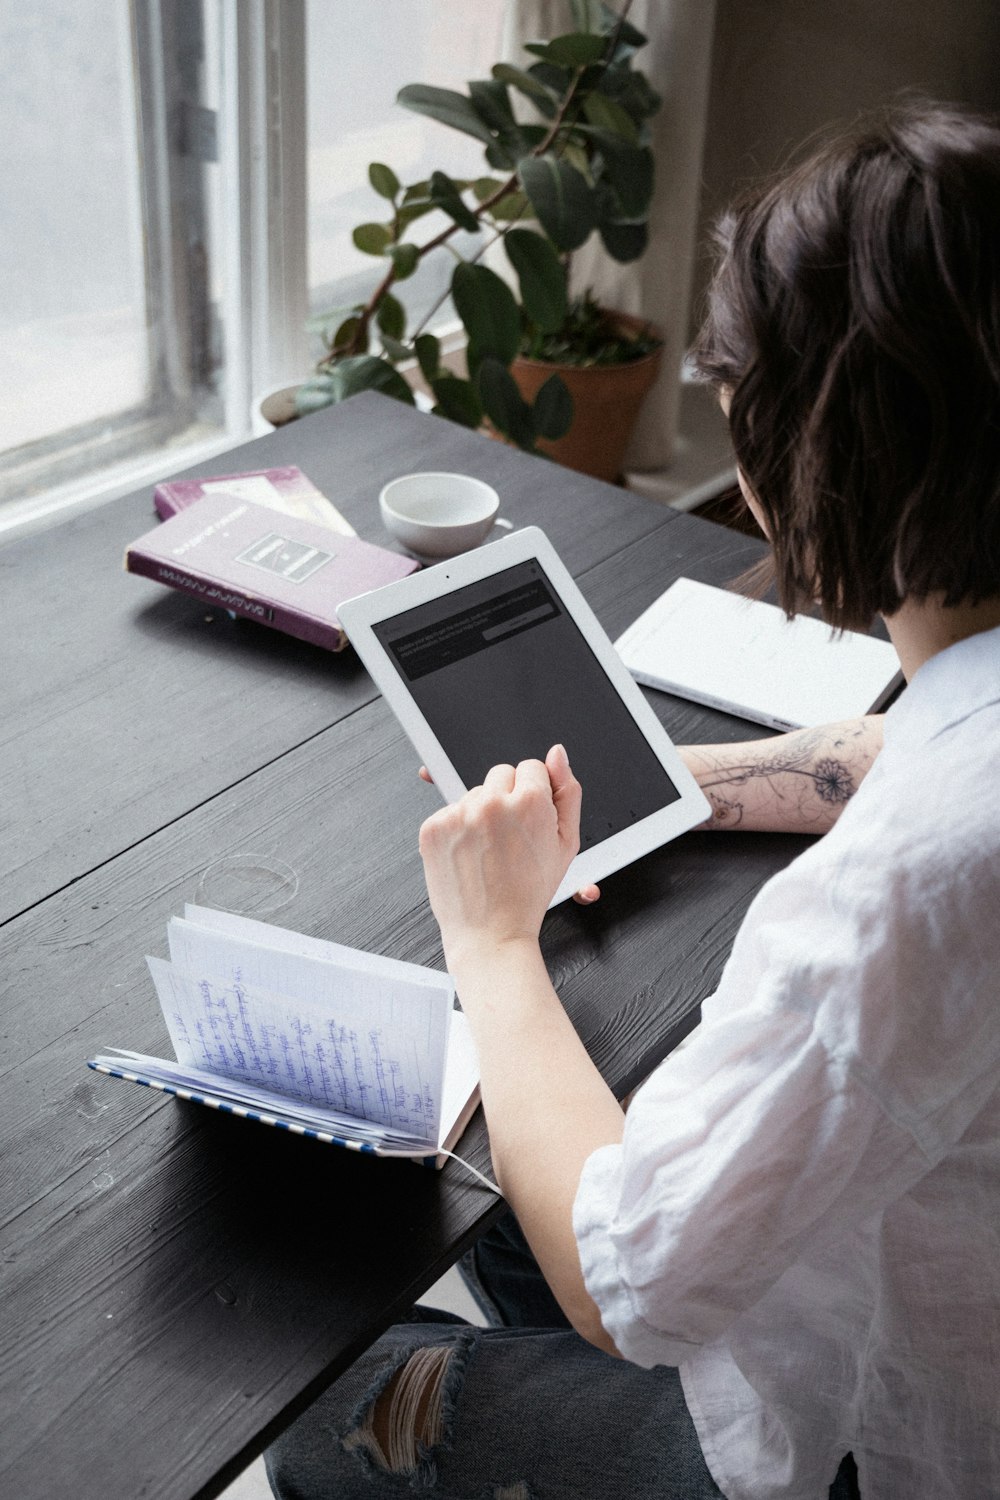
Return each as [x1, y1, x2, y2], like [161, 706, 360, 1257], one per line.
[574, 624, 1000, 1500]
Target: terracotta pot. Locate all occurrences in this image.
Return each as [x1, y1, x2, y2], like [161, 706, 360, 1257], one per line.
[511, 311, 663, 483]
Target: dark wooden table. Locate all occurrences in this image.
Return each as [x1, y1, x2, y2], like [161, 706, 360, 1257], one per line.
[0, 393, 808, 1499]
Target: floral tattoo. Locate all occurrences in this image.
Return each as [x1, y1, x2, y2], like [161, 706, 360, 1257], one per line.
[689, 719, 878, 832]
[812, 758, 855, 804]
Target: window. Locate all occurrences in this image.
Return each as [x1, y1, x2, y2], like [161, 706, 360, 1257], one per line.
[0, 0, 229, 513]
[305, 0, 506, 357]
[0, 0, 506, 533]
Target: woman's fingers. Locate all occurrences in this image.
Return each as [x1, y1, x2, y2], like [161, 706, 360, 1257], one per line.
[422, 751, 589, 872]
[482, 762, 516, 794]
[417, 747, 600, 952]
[544, 744, 582, 857]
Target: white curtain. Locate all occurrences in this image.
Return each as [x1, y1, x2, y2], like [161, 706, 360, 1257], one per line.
[502, 0, 717, 473]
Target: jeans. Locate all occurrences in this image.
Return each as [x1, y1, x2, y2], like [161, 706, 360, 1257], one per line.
[265, 1211, 861, 1500]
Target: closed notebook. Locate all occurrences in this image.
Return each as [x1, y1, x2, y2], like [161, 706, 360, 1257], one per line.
[615, 576, 903, 732]
[152, 464, 356, 534]
[126, 492, 419, 652]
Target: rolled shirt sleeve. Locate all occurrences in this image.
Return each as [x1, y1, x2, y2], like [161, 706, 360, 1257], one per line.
[572, 830, 998, 1371]
[573, 1003, 910, 1367]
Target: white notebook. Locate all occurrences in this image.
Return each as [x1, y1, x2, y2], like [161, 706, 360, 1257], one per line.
[615, 577, 903, 732]
[88, 905, 481, 1170]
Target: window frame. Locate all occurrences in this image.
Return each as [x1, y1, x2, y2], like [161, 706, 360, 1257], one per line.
[0, 0, 308, 543]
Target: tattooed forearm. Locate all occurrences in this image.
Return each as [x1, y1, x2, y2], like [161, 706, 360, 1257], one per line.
[679, 716, 884, 835]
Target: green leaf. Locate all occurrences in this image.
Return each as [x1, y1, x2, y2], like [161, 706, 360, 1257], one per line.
[389, 242, 420, 280]
[395, 195, 437, 232]
[598, 216, 648, 262]
[415, 333, 441, 383]
[527, 60, 571, 95]
[326, 355, 416, 406]
[485, 138, 519, 172]
[511, 123, 549, 151]
[524, 32, 608, 68]
[376, 293, 406, 340]
[598, 64, 661, 121]
[472, 176, 506, 201]
[397, 84, 496, 144]
[477, 357, 536, 449]
[559, 138, 592, 178]
[589, 134, 653, 217]
[294, 375, 336, 417]
[451, 262, 522, 365]
[518, 154, 596, 251]
[490, 62, 557, 111]
[583, 91, 639, 143]
[331, 315, 367, 354]
[428, 170, 480, 233]
[353, 222, 392, 255]
[483, 120, 549, 175]
[368, 162, 400, 201]
[488, 190, 534, 223]
[504, 228, 567, 333]
[468, 79, 515, 133]
[531, 373, 574, 439]
[430, 374, 483, 429]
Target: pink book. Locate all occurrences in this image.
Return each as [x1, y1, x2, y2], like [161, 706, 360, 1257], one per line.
[153, 465, 355, 535]
[126, 493, 419, 652]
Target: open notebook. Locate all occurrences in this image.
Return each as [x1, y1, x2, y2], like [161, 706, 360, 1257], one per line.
[88, 905, 482, 1172]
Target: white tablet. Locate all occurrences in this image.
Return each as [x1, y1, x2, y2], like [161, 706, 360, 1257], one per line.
[338, 526, 710, 906]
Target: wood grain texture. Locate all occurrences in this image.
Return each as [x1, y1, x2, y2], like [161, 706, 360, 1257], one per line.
[1, 397, 817, 1500]
[1, 695, 806, 1500]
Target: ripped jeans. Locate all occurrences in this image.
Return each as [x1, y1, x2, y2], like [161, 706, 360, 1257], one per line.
[265, 1212, 861, 1500]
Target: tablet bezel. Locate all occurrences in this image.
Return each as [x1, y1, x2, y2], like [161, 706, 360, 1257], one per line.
[338, 525, 710, 906]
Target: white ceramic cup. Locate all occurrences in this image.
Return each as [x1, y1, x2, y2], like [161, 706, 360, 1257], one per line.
[379, 471, 507, 560]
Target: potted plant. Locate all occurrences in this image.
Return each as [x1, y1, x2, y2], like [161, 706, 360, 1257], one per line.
[276, 1, 663, 482]
[508, 291, 662, 480]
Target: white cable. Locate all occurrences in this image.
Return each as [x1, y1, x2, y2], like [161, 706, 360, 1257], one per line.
[437, 1149, 505, 1194]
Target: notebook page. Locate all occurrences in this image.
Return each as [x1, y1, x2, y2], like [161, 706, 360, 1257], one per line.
[182, 904, 449, 990]
[147, 950, 449, 1142]
[437, 1010, 480, 1148]
[168, 916, 453, 1028]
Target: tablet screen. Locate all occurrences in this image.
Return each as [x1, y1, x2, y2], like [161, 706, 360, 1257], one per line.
[372, 558, 681, 851]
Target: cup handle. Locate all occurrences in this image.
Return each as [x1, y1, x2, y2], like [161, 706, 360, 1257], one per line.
[494, 517, 513, 531]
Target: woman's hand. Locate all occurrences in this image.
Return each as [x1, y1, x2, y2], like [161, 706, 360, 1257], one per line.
[418, 745, 581, 963]
[418, 760, 601, 906]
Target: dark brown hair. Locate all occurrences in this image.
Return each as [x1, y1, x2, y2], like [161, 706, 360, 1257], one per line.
[692, 103, 1000, 629]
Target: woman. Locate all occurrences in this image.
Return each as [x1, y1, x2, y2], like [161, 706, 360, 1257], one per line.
[267, 103, 1000, 1500]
